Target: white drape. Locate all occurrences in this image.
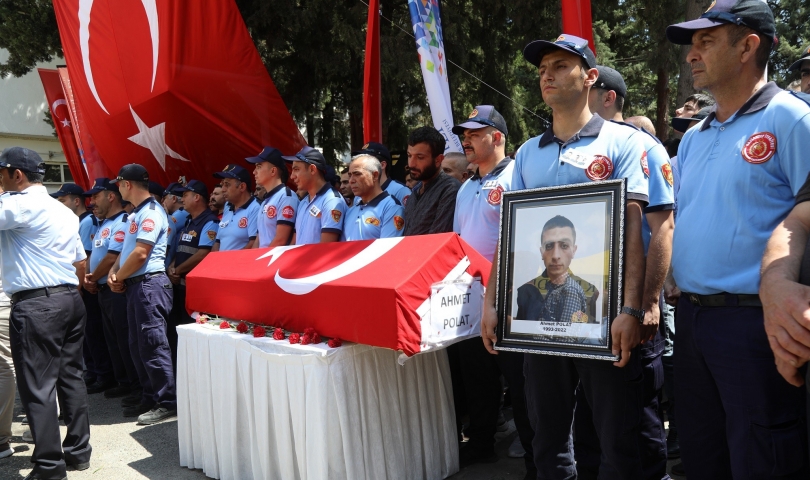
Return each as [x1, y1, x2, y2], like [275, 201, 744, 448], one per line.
[177, 324, 459, 480]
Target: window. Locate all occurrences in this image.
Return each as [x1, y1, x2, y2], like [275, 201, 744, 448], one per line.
[42, 163, 74, 184]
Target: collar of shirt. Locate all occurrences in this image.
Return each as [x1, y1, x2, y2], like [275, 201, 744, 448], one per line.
[21, 185, 47, 195]
[79, 210, 93, 222]
[226, 195, 257, 212]
[538, 114, 605, 148]
[262, 183, 286, 201]
[104, 210, 127, 223]
[381, 178, 392, 191]
[305, 183, 334, 204]
[187, 208, 216, 228]
[357, 191, 390, 207]
[699, 82, 781, 132]
[133, 196, 157, 213]
[470, 157, 513, 181]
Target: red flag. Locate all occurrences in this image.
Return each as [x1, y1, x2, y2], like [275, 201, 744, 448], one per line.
[51, 0, 306, 188]
[561, 0, 596, 55]
[37, 68, 91, 189]
[363, 0, 382, 143]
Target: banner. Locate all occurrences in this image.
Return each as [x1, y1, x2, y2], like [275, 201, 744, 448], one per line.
[37, 68, 91, 189]
[561, 0, 596, 55]
[51, 0, 306, 188]
[408, 0, 463, 153]
[363, 0, 382, 143]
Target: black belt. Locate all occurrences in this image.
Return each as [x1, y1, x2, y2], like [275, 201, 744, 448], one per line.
[11, 285, 74, 304]
[124, 272, 165, 287]
[98, 283, 110, 291]
[684, 292, 762, 307]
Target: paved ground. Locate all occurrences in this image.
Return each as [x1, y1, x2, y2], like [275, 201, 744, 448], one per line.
[0, 392, 687, 479]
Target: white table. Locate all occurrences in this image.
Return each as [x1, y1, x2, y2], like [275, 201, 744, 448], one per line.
[177, 324, 459, 480]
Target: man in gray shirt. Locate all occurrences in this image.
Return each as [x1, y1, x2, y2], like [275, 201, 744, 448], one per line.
[403, 126, 460, 236]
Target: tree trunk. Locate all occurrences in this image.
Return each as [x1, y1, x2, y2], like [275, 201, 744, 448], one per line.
[655, 66, 670, 141]
[321, 99, 335, 164]
[676, 0, 714, 107]
[349, 107, 364, 152]
[306, 112, 315, 147]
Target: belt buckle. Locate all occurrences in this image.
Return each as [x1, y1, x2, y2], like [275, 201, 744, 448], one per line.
[689, 294, 701, 306]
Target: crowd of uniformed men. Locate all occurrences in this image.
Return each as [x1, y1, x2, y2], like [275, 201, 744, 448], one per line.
[2, 0, 810, 478]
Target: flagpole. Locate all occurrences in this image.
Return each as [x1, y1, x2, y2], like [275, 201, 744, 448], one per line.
[363, 0, 383, 143]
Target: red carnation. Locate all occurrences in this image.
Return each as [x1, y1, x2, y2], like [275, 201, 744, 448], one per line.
[327, 337, 342, 348]
[272, 328, 285, 340]
[310, 333, 322, 344]
[196, 314, 208, 325]
[301, 334, 312, 345]
[253, 326, 267, 338]
[304, 327, 316, 335]
[236, 322, 249, 334]
[289, 333, 301, 344]
[219, 321, 230, 329]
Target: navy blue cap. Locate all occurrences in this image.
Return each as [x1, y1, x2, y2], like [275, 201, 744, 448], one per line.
[246, 147, 286, 169]
[163, 182, 186, 196]
[83, 178, 119, 196]
[110, 164, 149, 184]
[595, 66, 628, 98]
[351, 142, 392, 163]
[148, 181, 165, 197]
[0, 147, 46, 174]
[282, 146, 328, 172]
[523, 34, 597, 69]
[49, 183, 85, 198]
[671, 106, 713, 133]
[666, 0, 777, 45]
[213, 164, 252, 185]
[452, 105, 508, 136]
[789, 45, 810, 72]
[175, 179, 209, 197]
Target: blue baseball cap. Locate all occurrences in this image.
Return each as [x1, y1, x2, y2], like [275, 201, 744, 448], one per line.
[148, 181, 165, 197]
[452, 105, 508, 136]
[666, 0, 777, 45]
[351, 142, 392, 163]
[789, 45, 810, 72]
[163, 182, 186, 196]
[83, 178, 119, 196]
[523, 34, 597, 69]
[246, 147, 286, 169]
[0, 147, 46, 174]
[282, 146, 328, 173]
[50, 183, 85, 198]
[175, 179, 209, 197]
[213, 164, 252, 185]
[671, 106, 713, 133]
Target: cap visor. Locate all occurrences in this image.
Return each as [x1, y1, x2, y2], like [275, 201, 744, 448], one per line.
[666, 18, 724, 45]
[523, 40, 560, 66]
[82, 188, 101, 196]
[49, 192, 65, 198]
[244, 156, 263, 164]
[213, 172, 235, 179]
[452, 121, 490, 135]
[281, 155, 300, 162]
[789, 57, 810, 72]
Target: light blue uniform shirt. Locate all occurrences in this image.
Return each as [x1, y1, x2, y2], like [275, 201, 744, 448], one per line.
[216, 196, 260, 251]
[342, 191, 404, 241]
[89, 210, 128, 284]
[165, 208, 189, 267]
[611, 122, 675, 254]
[382, 178, 412, 206]
[78, 211, 98, 255]
[0, 185, 84, 294]
[120, 197, 169, 277]
[295, 183, 347, 245]
[258, 184, 299, 248]
[454, 158, 515, 261]
[512, 115, 649, 204]
[672, 84, 810, 294]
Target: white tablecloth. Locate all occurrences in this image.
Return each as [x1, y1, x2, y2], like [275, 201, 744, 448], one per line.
[177, 324, 459, 480]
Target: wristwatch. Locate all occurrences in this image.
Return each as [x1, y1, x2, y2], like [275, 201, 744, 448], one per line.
[621, 306, 645, 324]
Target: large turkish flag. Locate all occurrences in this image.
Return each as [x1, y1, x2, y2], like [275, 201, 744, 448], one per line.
[51, 0, 306, 187]
[186, 234, 491, 356]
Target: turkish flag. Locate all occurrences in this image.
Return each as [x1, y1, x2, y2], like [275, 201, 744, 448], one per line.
[561, 0, 596, 55]
[186, 234, 491, 356]
[51, 0, 306, 188]
[37, 68, 91, 189]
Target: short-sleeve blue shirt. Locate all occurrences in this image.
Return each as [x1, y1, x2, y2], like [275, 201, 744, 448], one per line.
[258, 184, 299, 248]
[672, 84, 810, 294]
[216, 196, 260, 251]
[382, 178, 412, 206]
[453, 158, 515, 261]
[89, 210, 128, 284]
[78, 211, 98, 254]
[512, 114, 649, 204]
[120, 197, 169, 277]
[295, 183, 347, 245]
[342, 191, 404, 241]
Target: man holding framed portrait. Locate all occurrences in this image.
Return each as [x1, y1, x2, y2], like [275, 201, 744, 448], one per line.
[480, 33, 650, 479]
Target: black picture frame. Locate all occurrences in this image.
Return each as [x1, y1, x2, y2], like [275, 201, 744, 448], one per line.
[494, 179, 626, 360]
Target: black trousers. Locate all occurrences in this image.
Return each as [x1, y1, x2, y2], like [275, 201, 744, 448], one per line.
[98, 286, 140, 390]
[81, 288, 113, 382]
[9, 288, 92, 479]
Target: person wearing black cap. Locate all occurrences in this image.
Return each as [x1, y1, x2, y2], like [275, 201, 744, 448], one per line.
[82, 178, 142, 404]
[247, 147, 298, 248]
[108, 163, 177, 425]
[480, 34, 651, 479]
[585, 65, 676, 480]
[0, 147, 93, 478]
[285, 146, 347, 245]
[789, 45, 810, 94]
[211, 164, 260, 251]
[166, 180, 219, 366]
[353, 141, 411, 205]
[666, 1, 810, 477]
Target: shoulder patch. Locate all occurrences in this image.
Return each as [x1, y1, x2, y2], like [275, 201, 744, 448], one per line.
[141, 219, 155, 232]
[207, 230, 217, 240]
[114, 231, 126, 243]
[331, 209, 342, 222]
[281, 205, 295, 219]
[393, 215, 405, 231]
[661, 162, 674, 186]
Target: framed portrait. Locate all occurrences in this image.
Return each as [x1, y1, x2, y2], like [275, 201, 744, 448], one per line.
[494, 179, 625, 360]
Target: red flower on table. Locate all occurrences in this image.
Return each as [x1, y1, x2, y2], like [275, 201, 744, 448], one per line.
[236, 321, 249, 334]
[304, 327, 316, 335]
[310, 333, 322, 344]
[289, 333, 301, 344]
[219, 321, 231, 329]
[273, 328, 285, 340]
[253, 326, 267, 338]
[327, 337, 342, 348]
[301, 334, 312, 345]
[196, 314, 209, 325]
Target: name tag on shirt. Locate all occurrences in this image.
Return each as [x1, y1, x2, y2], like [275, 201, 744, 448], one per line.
[560, 150, 592, 169]
[181, 233, 193, 242]
[309, 205, 321, 217]
[219, 220, 229, 228]
[481, 180, 499, 190]
[94, 239, 103, 248]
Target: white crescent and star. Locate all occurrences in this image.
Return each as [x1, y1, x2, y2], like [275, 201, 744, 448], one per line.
[258, 238, 404, 295]
[127, 105, 189, 170]
[51, 99, 71, 128]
